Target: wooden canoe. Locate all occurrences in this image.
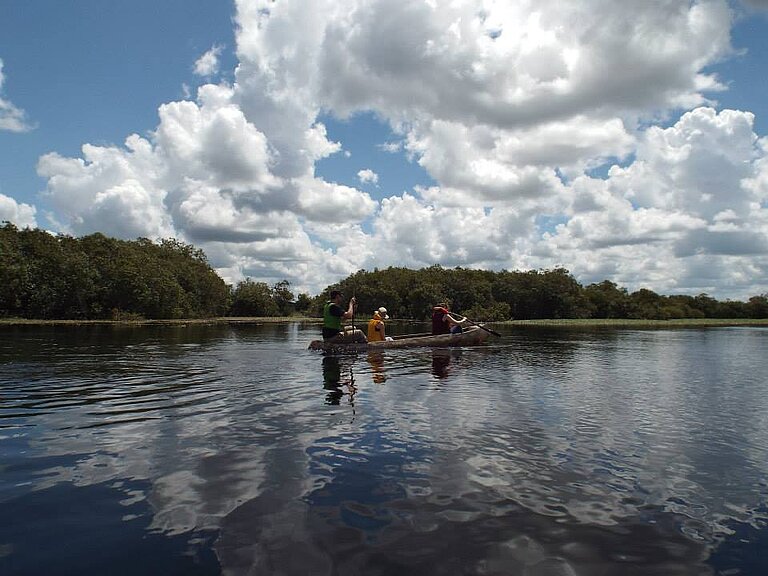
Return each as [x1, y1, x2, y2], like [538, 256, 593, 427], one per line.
[308, 325, 490, 351]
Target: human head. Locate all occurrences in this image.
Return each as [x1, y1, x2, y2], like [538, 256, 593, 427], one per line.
[376, 306, 389, 320]
[330, 290, 343, 302]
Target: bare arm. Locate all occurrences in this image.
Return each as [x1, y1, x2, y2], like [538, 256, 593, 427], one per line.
[447, 312, 467, 326]
[342, 297, 356, 320]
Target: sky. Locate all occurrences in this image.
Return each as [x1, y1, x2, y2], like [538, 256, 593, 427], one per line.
[1, 0, 768, 300]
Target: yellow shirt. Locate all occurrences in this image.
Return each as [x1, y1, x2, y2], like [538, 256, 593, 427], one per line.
[367, 315, 385, 341]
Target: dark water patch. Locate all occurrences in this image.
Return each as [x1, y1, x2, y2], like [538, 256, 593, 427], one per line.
[0, 480, 219, 576]
[710, 504, 768, 576]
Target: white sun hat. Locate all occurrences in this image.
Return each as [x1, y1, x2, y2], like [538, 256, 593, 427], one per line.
[377, 307, 389, 319]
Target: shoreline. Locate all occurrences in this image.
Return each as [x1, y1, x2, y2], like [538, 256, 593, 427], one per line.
[1, 317, 766, 328]
[501, 318, 768, 328]
[0, 316, 319, 326]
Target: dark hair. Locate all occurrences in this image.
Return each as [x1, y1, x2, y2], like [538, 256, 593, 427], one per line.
[330, 290, 342, 299]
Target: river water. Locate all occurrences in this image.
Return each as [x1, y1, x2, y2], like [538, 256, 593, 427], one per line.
[1, 323, 767, 575]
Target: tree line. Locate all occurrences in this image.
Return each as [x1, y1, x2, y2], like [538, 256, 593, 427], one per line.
[2, 223, 766, 320]
[0, 223, 230, 319]
[309, 265, 768, 321]
[0, 223, 302, 320]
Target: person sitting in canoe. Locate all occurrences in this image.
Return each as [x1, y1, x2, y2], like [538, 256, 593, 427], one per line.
[367, 307, 390, 342]
[323, 290, 367, 343]
[432, 303, 467, 335]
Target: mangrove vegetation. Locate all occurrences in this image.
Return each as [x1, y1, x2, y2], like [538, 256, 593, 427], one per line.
[2, 223, 767, 321]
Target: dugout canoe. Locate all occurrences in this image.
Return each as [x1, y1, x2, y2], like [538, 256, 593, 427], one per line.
[308, 325, 490, 351]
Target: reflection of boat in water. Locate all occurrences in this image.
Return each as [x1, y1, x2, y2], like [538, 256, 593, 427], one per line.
[309, 325, 490, 352]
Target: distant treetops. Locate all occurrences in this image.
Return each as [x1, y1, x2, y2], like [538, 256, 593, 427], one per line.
[0, 223, 227, 320]
[312, 266, 768, 322]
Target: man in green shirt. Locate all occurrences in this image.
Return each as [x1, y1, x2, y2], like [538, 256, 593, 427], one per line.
[322, 290, 367, 343]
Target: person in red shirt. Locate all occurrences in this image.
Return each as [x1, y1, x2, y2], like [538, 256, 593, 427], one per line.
[431, 303, 466, 335]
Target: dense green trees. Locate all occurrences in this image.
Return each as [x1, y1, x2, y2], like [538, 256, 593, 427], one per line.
[2, 222, 766, 321]
[312, 266, 596, 320]
[313, 265, 768, 321]
[228, 279, 298, 317]
[230, 280, 279, 317]
[0, 223, 228, 319]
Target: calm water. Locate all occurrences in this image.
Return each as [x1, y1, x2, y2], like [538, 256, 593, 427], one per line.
[1, 323, 767, 576]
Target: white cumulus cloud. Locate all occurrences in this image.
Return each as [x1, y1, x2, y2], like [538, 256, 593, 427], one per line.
[0, 193, 37, 228]
[31, 0, 768, 298]
[0, 58, 32, 132]
[357, 169, 378, 185]
[193, 45, 224, 77]
[540, 108, 768, 296]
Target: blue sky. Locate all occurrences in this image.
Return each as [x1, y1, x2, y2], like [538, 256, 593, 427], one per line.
[1, 1, 768, 299]
[0, 0, 236, 202]
[714, 7, 768, 133]
[0, 1, 432, 209]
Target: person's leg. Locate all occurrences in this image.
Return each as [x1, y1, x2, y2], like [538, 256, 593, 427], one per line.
[332, 329, 368, 343]
[348, 328, 368, 343]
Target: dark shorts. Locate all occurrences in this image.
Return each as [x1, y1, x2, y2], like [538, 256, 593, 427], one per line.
[322, 328, 342, 340]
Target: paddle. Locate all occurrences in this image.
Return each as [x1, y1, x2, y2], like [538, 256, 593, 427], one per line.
[448, 312, 502, 337]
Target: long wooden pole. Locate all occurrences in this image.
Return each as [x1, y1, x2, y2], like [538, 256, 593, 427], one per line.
[447, 312, 502, 337]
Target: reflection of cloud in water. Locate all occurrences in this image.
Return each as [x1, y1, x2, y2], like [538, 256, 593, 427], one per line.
[6, 332, 316, 539]
[6, 332, 371, 550]
[351, 333, 768, 551]
[4, 326, 768, 574]
[215, 421, 716, 575]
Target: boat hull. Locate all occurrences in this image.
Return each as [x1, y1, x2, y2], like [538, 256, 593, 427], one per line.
[308, 325, 490, 351]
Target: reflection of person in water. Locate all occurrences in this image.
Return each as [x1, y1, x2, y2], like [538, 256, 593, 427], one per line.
[321, 355, 356, 405]
[367, 351, 387, 383]
[431, 348, 461, 379]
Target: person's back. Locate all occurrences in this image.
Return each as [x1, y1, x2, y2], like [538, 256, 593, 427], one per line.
[323, 299, 345, 340]
[432, 305, 451, 335]
[322, 291, 367, 343]
[367, 307, 389, 341]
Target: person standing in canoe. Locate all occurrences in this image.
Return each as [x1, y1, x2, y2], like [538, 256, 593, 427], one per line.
[323, 290, 367, 343]
[432, 303, 467, 335]
[367, 307, 390, 342]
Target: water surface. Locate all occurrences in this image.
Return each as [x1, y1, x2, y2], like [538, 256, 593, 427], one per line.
[1, 324, 767, 575]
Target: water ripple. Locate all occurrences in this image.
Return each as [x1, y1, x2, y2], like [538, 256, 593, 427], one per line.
[2, 325, 768, 575]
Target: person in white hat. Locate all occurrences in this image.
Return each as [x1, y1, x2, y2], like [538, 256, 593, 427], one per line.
[367, 306, 390, 342]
